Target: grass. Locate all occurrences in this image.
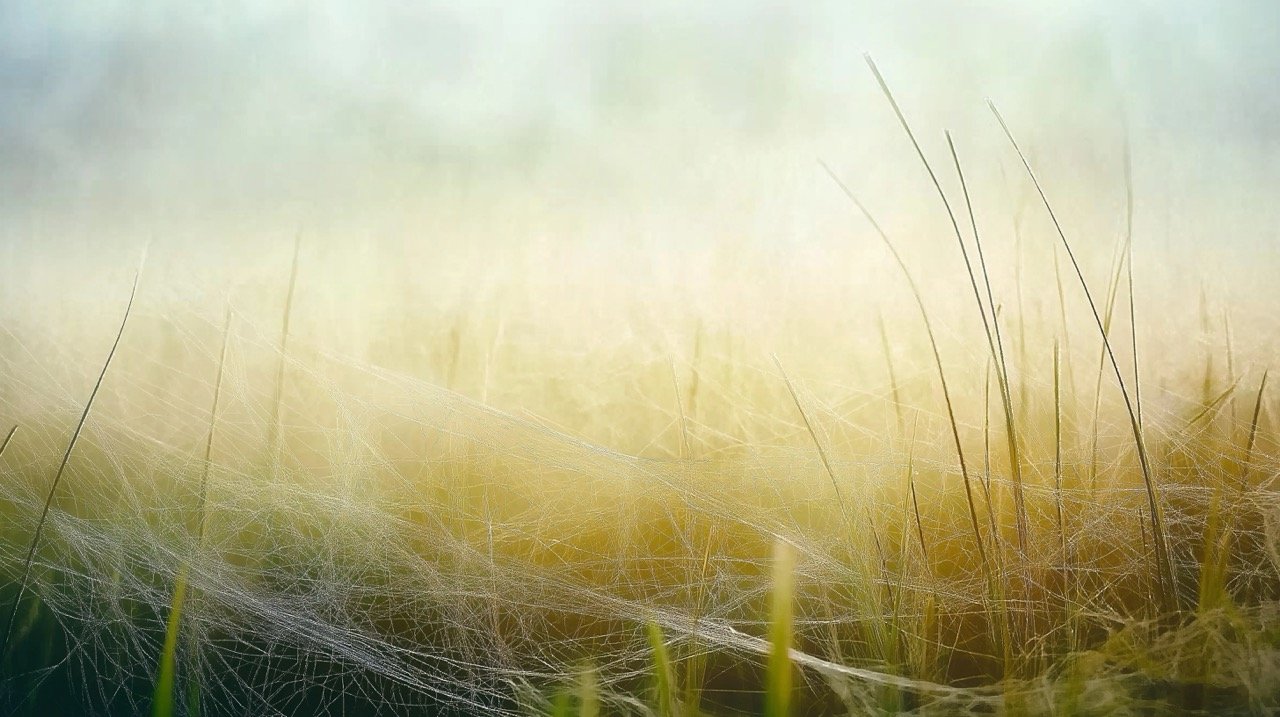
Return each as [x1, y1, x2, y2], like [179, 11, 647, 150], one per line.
[866, 56, 1030, 556]
[0, 71, 1278, 717]
[152, 307, 233, 717]
[268, 234, 302, 471]
[0, 265, 140, 659]
[152, 566, 189, 717]
[989, 99, 1177, 610]
[646, 621, 676, 717]
[765, 540, 794, 717]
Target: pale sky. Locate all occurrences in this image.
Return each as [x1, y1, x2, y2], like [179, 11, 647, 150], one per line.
[0, 1, 1276, 251]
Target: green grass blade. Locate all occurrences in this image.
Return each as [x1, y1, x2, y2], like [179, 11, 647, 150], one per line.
[549, 690, 571, 717]
[765, 540, 794, 717]
[647, 621, 676, 717]
[577, 663, 599, 717]
[152, 566, 190, 717]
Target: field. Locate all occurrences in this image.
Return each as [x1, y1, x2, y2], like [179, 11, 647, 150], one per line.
[2, 11, 1280, 715]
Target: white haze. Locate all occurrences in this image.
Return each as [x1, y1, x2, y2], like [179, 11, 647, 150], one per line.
[0, 0, 1277, 343]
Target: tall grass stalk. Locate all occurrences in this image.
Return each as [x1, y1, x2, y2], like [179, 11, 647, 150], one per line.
[577, 663, 599, 717]
[1051, 250, 1078, 410]
[905, 416, 928, 563]
[863, 54, 1030, 555]
[764, 540, 794, 717]
[776, 355, 895, 661]
[165, 307, 233, 717]
[980, 358, 1002, 556]
[670, 359, 690, 460]
[946, 131, 1028, 554]
[820, 161, 1016, 672]
[683, 534, 714, 717]
[989, 101, 1177, 610]
[0, 267, 141, 658]
[1052, 341, 1080, 661]
[268, 234, 302, 470]
[824, 156, 1024, 670]
[1123, 138, 1143, 430]
[1052, 344, 1066, 559]
[1224, 311, 1238, 437]
[1196, 371, 1271, 616]
[687, 321, 704, 430]
[818, 161, 988, 570]
[1013, 204, 1029, 416]
[1087, 233, 1133, 491]
[198, 308, 232, 541]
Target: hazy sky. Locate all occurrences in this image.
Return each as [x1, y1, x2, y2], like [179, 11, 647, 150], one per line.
[0, 1, 1277, 246]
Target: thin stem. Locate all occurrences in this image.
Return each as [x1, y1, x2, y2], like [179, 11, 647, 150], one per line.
[989, 101, 1176, 608]
[864, 53, 1028, 553]
[774, 354, 854, 533]
[198, 308, 233, 544]
[1241, 370, 1269, 490]
[1, 268, 141, 656]
[878, 313, 905, 437]
[1123, 136, 1143, 430]
[0, 425, 16, 461]
[819, 161, 987, 568]
[268, 234, 302, 471]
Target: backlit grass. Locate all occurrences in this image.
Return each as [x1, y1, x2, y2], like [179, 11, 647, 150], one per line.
[1, 86, 1279, 717]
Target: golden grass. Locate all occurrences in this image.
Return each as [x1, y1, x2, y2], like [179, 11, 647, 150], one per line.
[0, 253, 1275, 715]
[0, 82, 1278, 717]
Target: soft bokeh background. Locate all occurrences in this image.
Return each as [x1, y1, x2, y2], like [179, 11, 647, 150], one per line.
[2, 6, 1280, 715]
[0, 0, 1277, 417]
[1, 0, 1277, 246]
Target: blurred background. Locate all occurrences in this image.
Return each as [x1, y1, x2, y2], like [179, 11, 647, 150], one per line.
[0, 0, 1278, 400]
[1, 0, 1277, 247]
[4, 6, 1280, 716]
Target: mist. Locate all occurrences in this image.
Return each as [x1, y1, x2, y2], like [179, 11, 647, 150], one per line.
[5, 5, 1280, 715]
[2, 1, 1277, 252]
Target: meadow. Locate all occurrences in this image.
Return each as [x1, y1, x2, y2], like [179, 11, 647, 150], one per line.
[1, 68, 1279, 716]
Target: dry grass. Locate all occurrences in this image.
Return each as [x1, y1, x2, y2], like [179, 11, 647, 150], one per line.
[0, 92, 1278, 717]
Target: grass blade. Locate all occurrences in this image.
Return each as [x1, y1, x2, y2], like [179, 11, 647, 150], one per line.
[988, 100, 1177, 610]
[577, 663, 599, 717]
[1241, 370, 1269, 489]
[0, 425, 16, 461]
[878, 313, 905, 436]
[1123, 137, 1143, 430]
[0, 267, 141, 657]
[765, 540, 794, 717]
[198, 307, 233, 542]
[774, 355, 852, 532]
[819, 161, 988, 569]
[906, 416, 928, 563]
[670, 358, 690, 460]
[268, 234, 302, 470]
[862, 54, 1029, 552]
[946, 131, 1028, 553]
[152, 566, 190, 717]
[647, 621, 676, 717]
